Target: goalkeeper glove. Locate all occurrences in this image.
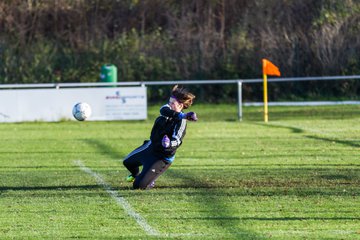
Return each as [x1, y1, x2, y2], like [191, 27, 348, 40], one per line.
[162, 135, 170, 148]
[178, 112, 198, 121]
[185, 112, 198, 121]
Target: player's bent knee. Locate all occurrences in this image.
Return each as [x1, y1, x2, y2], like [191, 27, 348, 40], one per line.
[123, 159, 131, 168]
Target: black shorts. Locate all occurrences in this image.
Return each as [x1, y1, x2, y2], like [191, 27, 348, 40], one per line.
[123, 141, 172, 189]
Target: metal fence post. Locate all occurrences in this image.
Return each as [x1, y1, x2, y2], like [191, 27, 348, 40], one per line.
[237, 81, 242, 121]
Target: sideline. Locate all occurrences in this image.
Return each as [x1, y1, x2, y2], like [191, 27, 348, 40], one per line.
[74, 160, 159, 236]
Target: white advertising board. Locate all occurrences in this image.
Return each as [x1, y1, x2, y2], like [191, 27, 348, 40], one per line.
[0, 87, 147, 122]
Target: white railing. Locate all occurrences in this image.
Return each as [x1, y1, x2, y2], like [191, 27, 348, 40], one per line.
[1, 75, 360, 121]
[2, 75, 360, 89]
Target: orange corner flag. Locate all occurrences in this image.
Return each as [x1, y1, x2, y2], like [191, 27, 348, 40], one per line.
[262, 59, 281, 76]
[262, 58, 280, 123]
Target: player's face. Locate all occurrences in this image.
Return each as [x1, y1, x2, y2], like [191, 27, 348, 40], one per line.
[169, 97, 183, 112]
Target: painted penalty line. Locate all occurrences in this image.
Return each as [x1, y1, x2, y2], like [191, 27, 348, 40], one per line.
[74, 160, 159, 236]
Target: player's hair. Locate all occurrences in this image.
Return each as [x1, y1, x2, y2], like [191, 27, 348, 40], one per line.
[171, 85, 195, 109]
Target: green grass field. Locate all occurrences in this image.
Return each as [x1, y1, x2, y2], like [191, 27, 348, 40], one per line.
[0, 104, 359, 239]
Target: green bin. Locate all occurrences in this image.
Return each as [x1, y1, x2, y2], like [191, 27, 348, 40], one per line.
[100, 64, 117, 83]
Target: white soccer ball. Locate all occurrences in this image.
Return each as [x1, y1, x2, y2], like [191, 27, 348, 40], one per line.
[72, 102, 92, 121]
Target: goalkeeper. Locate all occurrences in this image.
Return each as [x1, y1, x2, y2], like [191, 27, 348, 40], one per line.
[123, 85, 197, 190]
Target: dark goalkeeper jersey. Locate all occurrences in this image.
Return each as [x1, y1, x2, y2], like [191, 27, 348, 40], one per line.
[149, 104, 187, 161]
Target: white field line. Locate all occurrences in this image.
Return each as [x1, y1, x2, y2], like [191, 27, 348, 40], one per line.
[74, 160, 159, 236]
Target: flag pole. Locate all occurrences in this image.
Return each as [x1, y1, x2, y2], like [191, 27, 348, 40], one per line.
[262, 58, 280, 123]
[263, 73, 268, 123]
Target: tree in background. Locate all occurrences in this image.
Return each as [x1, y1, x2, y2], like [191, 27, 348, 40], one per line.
[0, 0, 359, 101]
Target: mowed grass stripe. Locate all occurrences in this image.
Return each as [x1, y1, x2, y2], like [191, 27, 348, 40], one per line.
[0, 104, 359, 239]
[74, 160, 159, 236]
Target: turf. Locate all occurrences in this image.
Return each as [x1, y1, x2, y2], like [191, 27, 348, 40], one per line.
[0, 104, 359, 239]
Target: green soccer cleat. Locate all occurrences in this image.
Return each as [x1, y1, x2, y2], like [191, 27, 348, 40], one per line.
[126, 174, 135, 182]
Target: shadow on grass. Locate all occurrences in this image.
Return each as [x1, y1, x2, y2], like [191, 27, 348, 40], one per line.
[0, 185, 102, 197]
[159, 165, 360, 197]
[253, 122, 304, 133]
[175, 163, 360, 168]
[0, 185, 100, 191]
[258, 122, 359, 148]
[0, 184, 135, 197]
[319, 174, 354, 180]
[173, 216, 360, 221]
[306, 135, 360, 148]
[83, 139, 126, 160]
[165, 169, 266, 239]
[78, 138, 357, 238]
[81, 138, 265, 239]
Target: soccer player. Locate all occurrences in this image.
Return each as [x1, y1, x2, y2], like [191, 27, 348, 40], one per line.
[123, 85, 197, 189]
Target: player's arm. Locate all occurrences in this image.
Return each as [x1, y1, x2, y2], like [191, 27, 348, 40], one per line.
[160, 104, 198, 121]
[160, 104, 184, 120]
[162, 119, 187, 150]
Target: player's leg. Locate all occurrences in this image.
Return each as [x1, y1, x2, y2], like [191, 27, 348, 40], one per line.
[133, 159, 171, 190]
[123, 140, 151, 180]
[123, 157, 141, 182]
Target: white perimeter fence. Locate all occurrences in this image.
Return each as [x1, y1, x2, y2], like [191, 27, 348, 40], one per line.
[1, 75, 360, 121]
